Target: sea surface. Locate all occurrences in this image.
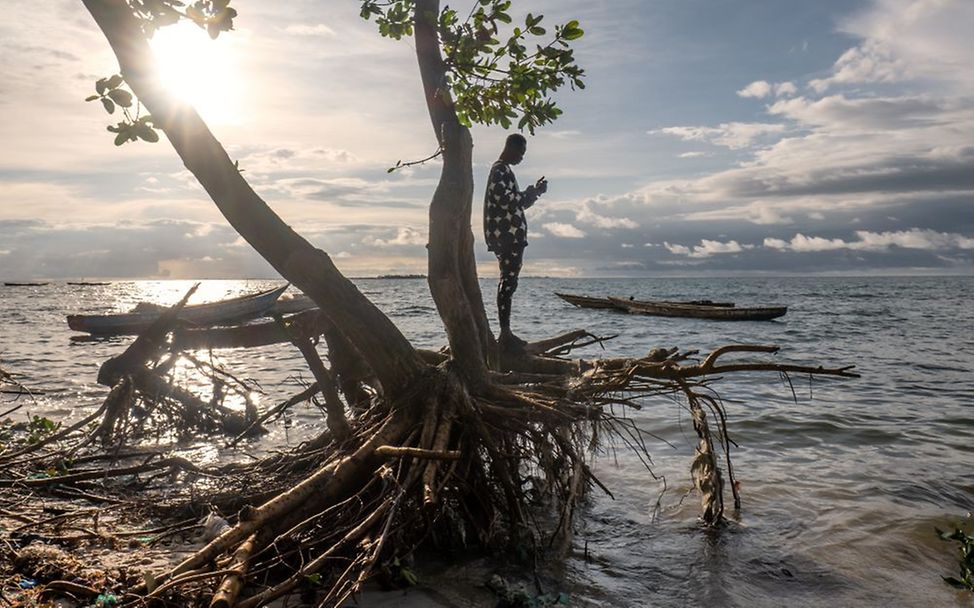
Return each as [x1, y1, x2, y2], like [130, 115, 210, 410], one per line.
[1, 276, 972, 607]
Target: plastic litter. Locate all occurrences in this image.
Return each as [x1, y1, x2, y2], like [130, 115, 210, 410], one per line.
[201, 512, 230, 541]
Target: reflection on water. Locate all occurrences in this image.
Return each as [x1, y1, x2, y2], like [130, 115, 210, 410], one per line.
[2, 276, 973, 607]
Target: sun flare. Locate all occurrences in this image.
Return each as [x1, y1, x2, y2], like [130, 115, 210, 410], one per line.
[149, 20, 245, 124]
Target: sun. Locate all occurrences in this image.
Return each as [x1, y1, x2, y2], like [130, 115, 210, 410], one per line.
[149, 20, 245, 124]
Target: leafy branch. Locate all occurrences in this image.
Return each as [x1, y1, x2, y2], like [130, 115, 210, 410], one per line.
[85, 75, 158, 145]
[86, 1, 237, 145]
[127, 0, 237, 39]
[360, 0, 586, 133]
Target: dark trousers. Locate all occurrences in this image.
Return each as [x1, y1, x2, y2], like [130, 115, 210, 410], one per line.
[494, 246, 525, 332]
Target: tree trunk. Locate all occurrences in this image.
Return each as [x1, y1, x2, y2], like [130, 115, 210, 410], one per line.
[414, 0, 495, 385]
[81, 0, 426, 396]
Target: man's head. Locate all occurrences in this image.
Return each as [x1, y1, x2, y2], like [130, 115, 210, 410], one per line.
[500, 133, 527, 165]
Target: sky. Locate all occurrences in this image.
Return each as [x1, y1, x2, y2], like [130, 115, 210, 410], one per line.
[1, 0, 972, 279]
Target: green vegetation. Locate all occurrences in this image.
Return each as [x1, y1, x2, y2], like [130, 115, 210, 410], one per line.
[938, 526, 974, 591]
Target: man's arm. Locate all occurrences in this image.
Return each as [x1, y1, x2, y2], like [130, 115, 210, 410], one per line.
[494, 165, 544, 210]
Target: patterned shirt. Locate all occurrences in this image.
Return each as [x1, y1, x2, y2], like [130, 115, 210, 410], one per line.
[483, 161, 539, 253]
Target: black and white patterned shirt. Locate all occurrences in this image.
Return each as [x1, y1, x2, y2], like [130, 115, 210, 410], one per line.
[483, 161, 539, 253]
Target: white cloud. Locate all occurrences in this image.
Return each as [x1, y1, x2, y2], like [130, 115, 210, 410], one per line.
[737, 80, 772, 98]
[774, 81, 798, 97]
[809, 41, 905, 92]
[678, 151, 705, 158]
[737, 80, 797, 98]
[576, 200, 638, 229]
[544, 223, 586, 238]
[665, 239, 748, 258]
[285, 23, 337, 37]
[764, 229, 974, 252]
[663, 242, 690, 255]
[363, 227, 427, 247]
[653, 122, 786, 149]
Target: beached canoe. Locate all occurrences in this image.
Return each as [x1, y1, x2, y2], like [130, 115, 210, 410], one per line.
[66, 285, 289, 335]
[555, 292, 736, 310]
[607, 297, 786, 321]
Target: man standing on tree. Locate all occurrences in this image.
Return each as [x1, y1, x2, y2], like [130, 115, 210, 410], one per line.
[484, 133, 548, 348]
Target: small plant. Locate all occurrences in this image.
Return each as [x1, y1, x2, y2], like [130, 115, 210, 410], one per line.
[937, 526, 974, 591]
[26, 415, 60, 444]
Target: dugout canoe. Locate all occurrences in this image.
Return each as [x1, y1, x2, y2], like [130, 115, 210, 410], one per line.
[554, 292, 621, 309]
[5, 282, 49, 287]
[66, 284, 289, 335]
[607, 297, 786, 321]
[555, 292, 736, 310]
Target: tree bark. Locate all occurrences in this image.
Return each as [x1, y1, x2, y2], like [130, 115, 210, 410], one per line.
[414, 0, 494, 385]
[81, 0, 426, 396]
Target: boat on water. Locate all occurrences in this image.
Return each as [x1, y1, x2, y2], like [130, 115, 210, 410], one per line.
[554, 292, 621, 309]
[555, 292, 786, 321]
[4, 282, 49, 287]
[555, 292, 736, 310]
[67, 281, 112, 286]
[607, 297, 786, 321]
[67, 285, 289, 335]
[271, 294, 317, 315]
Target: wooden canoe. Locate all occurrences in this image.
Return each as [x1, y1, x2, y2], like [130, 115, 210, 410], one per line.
[555, 292, 736, 310]
[5, 282, 49, 286]
[66, 285, 289, 335]
[607, 297, 786, 321]
[555, 292, 621, 309]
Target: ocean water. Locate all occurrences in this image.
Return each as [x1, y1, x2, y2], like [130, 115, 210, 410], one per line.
[1, 276, 972, 607]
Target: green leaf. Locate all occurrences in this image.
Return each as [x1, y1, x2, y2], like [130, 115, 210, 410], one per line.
[114, 131, 128, 146]
[562, 20, 584, 41]
[101, 97, 116, 114]
[136, 124, 159, 143]
[85, 95, 100, 102]
[107, 89, 133, 108]
[943, 576, 970, 589]
[105, 74, 124, 90]
[95, 78, 108, 95]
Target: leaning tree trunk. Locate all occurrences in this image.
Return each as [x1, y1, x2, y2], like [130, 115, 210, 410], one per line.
[414, 0, 495, 385]
[82, 0, 427, 396]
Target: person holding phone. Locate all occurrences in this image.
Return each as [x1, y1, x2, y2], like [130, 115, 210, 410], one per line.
[483, 133, 548, 349]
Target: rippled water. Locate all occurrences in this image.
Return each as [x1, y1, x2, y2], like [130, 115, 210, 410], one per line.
[1, 276, 972, 607]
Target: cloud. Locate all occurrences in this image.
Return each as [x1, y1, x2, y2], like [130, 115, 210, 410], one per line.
[737, 80, 771, 98]
[737, 80, 798, 98]
[576, 200, 638, 229]
[763, 228, 974, 252]
[774, 81, 798, 97]
[809, 41, 905, 92]
[678, 151, 706, 159]
[284, 24, 337, 37]
[767, 94, 954, 131]
[652, 122, 787, 149]
[543, 223, 586, 238]
[664, 239, 748, 258]
[364, 226, 428, 247]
